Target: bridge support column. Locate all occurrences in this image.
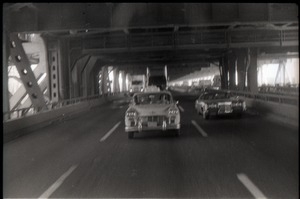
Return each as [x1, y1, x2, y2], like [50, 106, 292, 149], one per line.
[3, 30, 10, 120]
[113, 68, 120, 93]
[47, 41, 60, 102]
[90, 68, 98, 96]
[82, 56, 97, 96]
[119, 70, 126, 92]
[57, 38, 70, 100]
[247, 48, 258, 93]
[228, 52, 236, 90]
[275, 59, 287, 86]
[125, 73, 130, 92]
[100, 66, 109, 95]
[219, 57, 227, 89]
[71, 56, 89, 98]
[68, 47, 82, 98]
[236, 49, 247, 91]
[221, 56, 229, 89]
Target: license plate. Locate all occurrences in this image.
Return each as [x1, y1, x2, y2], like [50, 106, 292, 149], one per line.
[225, 105, 231, 113]
[148, 122, 157, 127]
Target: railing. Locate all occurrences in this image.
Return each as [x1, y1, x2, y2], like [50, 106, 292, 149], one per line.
[258, 85, 299, 96]
[171, 86, 298, 106]
[3, 92, 124, 121]
[215, 89, 299, 106]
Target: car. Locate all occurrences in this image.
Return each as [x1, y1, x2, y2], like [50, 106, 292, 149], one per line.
[143, 86, 160, 92]
[195, 91, 246, 119]
[125, 91, 181, 138]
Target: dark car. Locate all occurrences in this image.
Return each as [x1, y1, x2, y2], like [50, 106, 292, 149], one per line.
[195, 91, 246, 119]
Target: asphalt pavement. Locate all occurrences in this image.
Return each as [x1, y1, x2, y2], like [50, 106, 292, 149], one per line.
[3, 94, 299, 198]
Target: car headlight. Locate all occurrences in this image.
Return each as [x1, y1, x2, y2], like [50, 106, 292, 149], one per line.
[168, 108, 179, 115]
[207, 103, 218, 108]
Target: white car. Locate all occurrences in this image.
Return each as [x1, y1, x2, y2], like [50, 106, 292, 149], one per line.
[195, 91, 246, 119]
[125, 91, 180, 138]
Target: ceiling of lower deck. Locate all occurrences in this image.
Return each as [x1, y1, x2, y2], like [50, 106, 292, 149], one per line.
[3, 3, 298, 79]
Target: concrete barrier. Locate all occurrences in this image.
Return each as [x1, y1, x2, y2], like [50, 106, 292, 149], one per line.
[242, 97, 298, 128]
[3, 94, 127, 143]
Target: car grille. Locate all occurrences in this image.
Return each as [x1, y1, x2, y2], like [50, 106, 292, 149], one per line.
[218, 104, 232, 113]
[140, 116, 167, 126]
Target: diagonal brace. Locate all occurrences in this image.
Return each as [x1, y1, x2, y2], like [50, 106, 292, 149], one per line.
[10, 33, 47, 110]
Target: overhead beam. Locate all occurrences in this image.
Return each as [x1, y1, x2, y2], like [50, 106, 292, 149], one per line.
[4, 3, 298, 33]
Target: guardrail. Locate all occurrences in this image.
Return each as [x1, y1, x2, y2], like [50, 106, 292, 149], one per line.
[3, 92, 124, 121]
[170, 86, 298, 106]
[214, 89, 299, 106]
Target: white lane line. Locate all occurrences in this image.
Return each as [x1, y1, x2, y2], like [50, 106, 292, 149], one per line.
[38, 165, 78, 199]
[237, 173, 268, 199]
[191, 120, 208, 137]
[178, 105, 185, 112]
[100, 121, 121, 142]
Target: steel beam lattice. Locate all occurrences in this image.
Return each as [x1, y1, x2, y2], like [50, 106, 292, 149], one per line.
[9, 33, 47, 110]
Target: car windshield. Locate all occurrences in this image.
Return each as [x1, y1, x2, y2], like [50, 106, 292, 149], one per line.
[134, 93, 171, 105]
[132, 80, 143, 85]
[202, 92, 231, 100]
[214, 93, 231, 99]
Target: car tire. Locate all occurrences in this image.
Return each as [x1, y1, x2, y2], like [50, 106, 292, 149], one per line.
[203, 112, 209, 120]
[175, 129, 181, 137]
[236, 113, 242, 118]
[128, 132, 134, 139]
[197, 108, 201, 115]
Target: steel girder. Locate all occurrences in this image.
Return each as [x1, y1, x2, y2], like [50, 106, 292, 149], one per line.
[71, 55, 90, 98]
[3, 31, 10, 120]
[71, 55, 98, 97]
[9, 34, 49, 110]
[48, 50, 59, 102]
[275, 60, 287, 85]
[9, 63, 45, 110]
[247, 48, 258, 93]
[81, 56, 98, 96]
[100, 66, 109, 95]
[9, 33, 47, 110]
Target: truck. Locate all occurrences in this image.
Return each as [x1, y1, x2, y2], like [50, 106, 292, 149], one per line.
[130, 75, 146, 94]
[146, 65, 168, 91]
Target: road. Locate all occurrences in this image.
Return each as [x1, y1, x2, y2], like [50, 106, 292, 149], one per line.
[3, 93, 299, 198]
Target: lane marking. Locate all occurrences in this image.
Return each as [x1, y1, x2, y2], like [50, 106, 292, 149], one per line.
[178, 105, 185, 112]
[38, 165, 78, 199]
[237, 173, 268, 199]
[191, 120, 208, 137]
[100, 121, 121, 142]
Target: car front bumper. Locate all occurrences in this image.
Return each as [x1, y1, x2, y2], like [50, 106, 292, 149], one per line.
[125, 124, 180, 132]
[206, 106, 245, 116]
